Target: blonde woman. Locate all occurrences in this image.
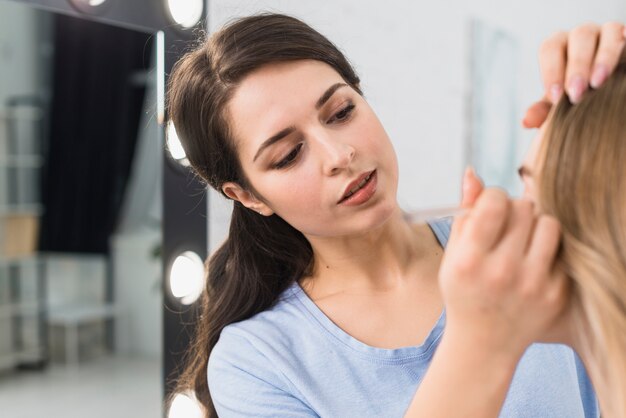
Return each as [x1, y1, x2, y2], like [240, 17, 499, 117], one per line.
[520, 49, 626, 418]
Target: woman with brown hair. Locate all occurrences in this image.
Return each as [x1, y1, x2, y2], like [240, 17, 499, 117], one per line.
[167, 13, 624, 417]
[520, 49, 626, 418]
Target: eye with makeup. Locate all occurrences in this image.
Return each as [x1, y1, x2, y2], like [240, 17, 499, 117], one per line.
[328, 101, 355, 124]
[271, 102, 356, 170]
[273, 142, 303, 169]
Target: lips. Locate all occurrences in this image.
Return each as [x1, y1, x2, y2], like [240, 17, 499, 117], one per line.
[338, 170, 376, 204]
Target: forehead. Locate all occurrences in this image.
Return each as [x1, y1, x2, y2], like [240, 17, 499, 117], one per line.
[227, 60, 346, 151]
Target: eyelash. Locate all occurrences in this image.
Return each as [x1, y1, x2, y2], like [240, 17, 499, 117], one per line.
[272, 102, 356, 170]
[273, 143, 303, 169]
[328, 102, 355, 124]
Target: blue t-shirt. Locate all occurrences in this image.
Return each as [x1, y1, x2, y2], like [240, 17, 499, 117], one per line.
[207, 218, 598, 417]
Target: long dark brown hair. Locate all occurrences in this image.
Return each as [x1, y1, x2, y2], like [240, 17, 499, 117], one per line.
[166, 13, 362, 417]
[537, 50, 626, 417]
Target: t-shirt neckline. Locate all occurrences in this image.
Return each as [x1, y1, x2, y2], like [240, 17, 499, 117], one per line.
[286, 219, 450, 362]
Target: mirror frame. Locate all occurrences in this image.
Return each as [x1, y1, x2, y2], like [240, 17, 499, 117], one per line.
[3, 0, 208, 414]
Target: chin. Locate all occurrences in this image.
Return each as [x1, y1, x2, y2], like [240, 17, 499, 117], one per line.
[359, 196, 398, 231]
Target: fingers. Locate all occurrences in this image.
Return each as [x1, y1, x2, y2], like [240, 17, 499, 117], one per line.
[522, 100, 552, 129]
[464, 189, 510, 252]
[496, 200, 535, 259]
[566, 23, 601, 103]
[461, 166, 483, 208]
[454, 167, 484, 241]
[590, 22, 626, 88]
[537, 22, 626, 111]
[521, 215, 567, 324]
[539, 31, 568, 103]
[526, 215, 562, 270]
[545, 265, 569, 305]
[539, 263, 569, 332]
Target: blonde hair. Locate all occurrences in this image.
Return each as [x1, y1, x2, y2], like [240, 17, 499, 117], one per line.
[537, 51, 626, 417]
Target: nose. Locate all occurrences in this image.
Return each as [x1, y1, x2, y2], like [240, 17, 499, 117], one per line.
[318, 135, 355, 176]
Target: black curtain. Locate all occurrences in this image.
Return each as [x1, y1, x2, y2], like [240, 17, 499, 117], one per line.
[39, 14, 153, 254]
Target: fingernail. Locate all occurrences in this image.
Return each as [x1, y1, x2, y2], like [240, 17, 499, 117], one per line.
[590, 64, 609, 89]
[550, 84, 563, 103]
[567, 75, 585, 104]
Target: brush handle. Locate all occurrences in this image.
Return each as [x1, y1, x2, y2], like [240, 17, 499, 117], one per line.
[405, 206, 467, 223]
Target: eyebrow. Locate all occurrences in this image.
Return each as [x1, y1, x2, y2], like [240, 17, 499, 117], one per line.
[252, 82, 349, 162]
[315, 82, 348, 110]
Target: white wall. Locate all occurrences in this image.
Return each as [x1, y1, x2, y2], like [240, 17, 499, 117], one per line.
[206, 0, 626, 252]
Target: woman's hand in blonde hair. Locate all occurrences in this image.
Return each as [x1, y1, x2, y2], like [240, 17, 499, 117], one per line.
[439, 189, 569, 360]
[523, 21, 626, 128]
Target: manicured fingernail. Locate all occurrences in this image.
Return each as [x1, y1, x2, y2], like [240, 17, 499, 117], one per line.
[550, 84, 563, 103]
[590, 64, 609, 89]
[568, 75, 585, 104]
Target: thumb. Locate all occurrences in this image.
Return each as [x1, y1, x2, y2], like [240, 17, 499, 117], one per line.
[461, 166, 483, 208]
[522, 100, 552, 129]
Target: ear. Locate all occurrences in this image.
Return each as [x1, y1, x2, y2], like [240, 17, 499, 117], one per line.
[222, 182, 274, 216]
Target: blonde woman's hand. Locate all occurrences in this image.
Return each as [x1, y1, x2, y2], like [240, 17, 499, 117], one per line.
[524, 22, 626, 128]
[439, 189, 569, 361]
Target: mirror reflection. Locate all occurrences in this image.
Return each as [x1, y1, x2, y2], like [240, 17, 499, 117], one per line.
[0, 1, 162, 416]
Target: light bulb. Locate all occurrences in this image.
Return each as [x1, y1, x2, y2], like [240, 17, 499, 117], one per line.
[166, 0, 203, 29]
[166, 121, 190, 167]
[169, 251, 204, 305]
[168, 391, 203, 418]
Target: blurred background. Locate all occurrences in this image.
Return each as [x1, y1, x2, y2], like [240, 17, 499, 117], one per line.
[0, 0, 624, 418]
[0, 0, 164, 416]
[205, 1, 626, 249]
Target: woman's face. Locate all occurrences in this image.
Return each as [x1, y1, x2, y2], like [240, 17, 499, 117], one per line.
[223, 59, 399, 238]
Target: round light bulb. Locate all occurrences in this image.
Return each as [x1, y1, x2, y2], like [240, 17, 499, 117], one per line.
[169, 251, 204, 305]
[166, 0, 203, 29]
[168, 391, 203, 418]
[166, 121, 190, 167]
[68, 0, 108, 13]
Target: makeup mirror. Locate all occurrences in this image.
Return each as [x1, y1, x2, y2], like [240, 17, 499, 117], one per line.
[0, 0, 165, 415]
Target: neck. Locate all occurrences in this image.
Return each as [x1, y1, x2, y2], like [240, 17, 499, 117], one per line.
[301, 206, 436, 295]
